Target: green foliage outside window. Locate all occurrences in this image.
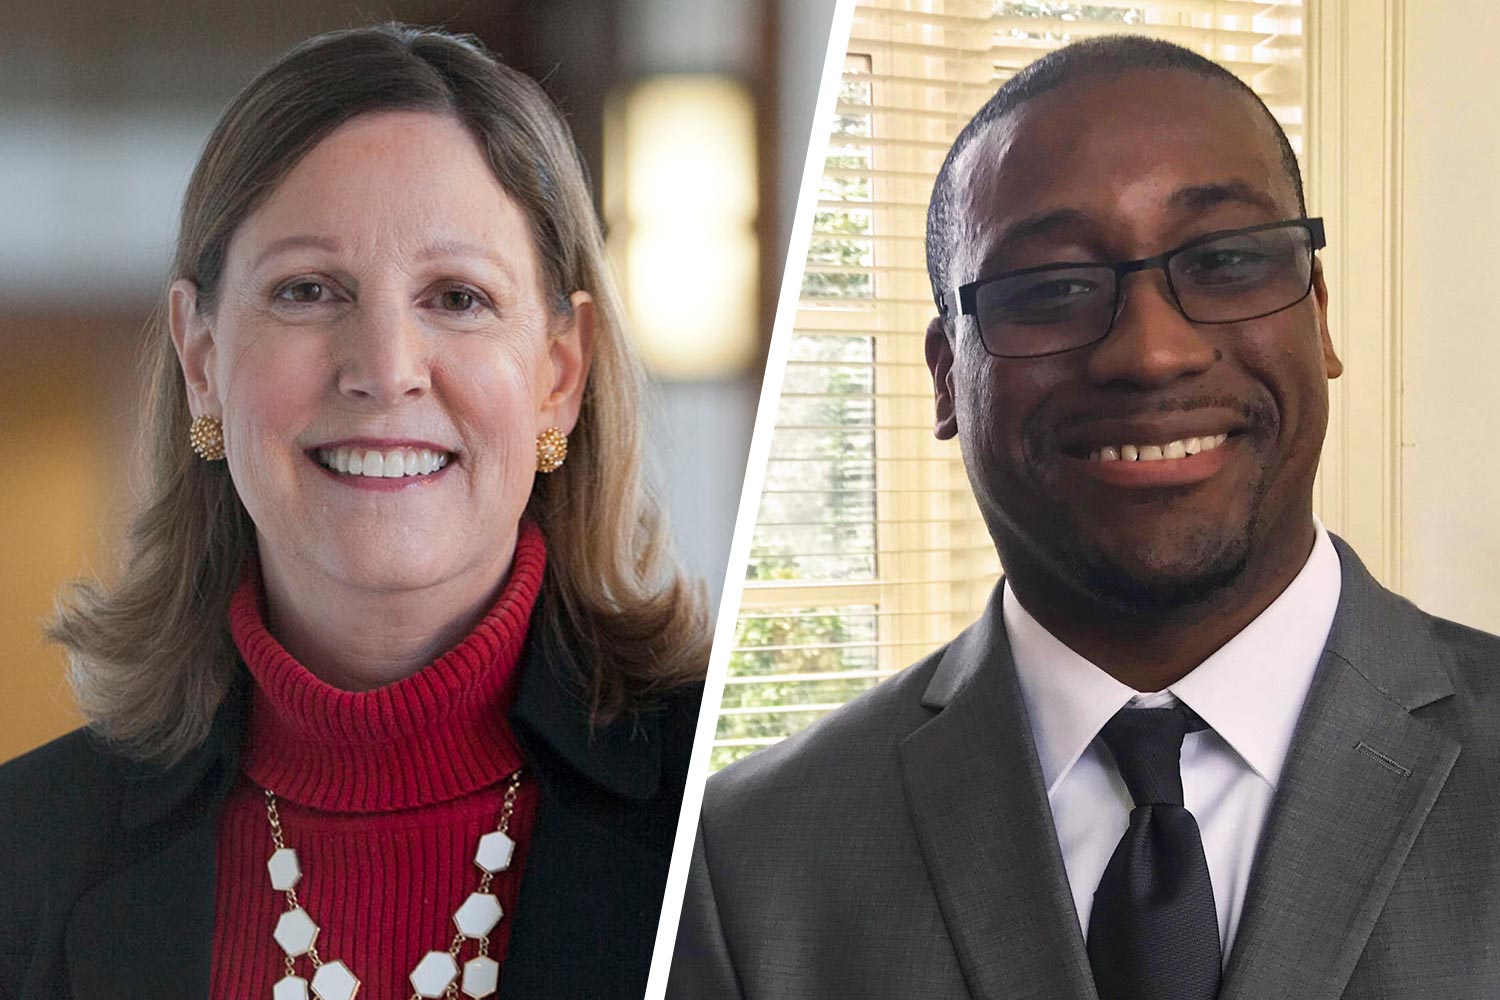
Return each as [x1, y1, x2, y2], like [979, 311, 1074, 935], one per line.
[712, 606, 879, 770]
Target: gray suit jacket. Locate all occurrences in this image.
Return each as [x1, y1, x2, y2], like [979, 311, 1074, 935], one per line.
[668, 537, 1500, 999]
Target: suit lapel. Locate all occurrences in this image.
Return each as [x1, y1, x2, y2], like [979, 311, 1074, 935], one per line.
[65, 819, 219, 998]
[498, 780, 669, 999]
[502, 626, 668, 997]
[898, 589, 1098, 1000]
[1222, 537, 1459, 1000]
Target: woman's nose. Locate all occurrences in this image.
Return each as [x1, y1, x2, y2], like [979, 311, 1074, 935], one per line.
[336, 304, 432, 404]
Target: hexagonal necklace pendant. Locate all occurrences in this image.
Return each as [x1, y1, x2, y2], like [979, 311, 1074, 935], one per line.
[260, 769, 522, 999]
[272, 975, 310, 1000]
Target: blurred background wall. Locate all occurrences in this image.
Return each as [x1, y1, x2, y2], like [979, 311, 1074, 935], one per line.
[1398, 0, 1500, 634]
[0, 0, 838, 763]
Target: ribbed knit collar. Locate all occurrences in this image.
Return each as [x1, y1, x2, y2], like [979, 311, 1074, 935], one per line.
[228, 521, 546, 813]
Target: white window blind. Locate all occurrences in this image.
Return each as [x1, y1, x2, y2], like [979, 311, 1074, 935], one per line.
[713, 0, 1306, 771]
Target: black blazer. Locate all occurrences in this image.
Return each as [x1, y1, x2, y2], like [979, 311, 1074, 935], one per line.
[0, 624, 702, 999]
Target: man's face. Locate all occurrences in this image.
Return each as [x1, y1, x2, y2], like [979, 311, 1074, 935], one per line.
[928, 69, 1342, 610]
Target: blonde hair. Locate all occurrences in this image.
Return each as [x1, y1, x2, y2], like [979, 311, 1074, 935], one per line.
[50, 24, 709, 764]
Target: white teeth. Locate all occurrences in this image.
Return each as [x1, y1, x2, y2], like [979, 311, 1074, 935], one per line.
[316, 446, 451, 478]
[1086, 434, 1231, 462]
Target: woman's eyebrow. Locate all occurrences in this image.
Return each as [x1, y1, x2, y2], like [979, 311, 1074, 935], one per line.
[250, 234, 340, 272]
[414, 239, 517, 279]
[247, 235, 518, 284]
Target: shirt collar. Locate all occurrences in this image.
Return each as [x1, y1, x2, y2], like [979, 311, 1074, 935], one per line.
[1008, 520, 1342, 795]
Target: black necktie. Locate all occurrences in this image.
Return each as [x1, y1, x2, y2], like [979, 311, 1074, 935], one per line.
[1086, 705, 1222, 1000]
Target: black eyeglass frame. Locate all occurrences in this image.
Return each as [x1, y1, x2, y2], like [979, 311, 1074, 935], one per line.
[938, 217, 1327, 360]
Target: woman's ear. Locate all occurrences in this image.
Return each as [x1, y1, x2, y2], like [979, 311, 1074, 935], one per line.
[541, 291, 596, 433]
[168, 279, 221, 414]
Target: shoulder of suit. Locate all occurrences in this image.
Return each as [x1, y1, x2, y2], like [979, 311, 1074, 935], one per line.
[1426, 613, 1500, 658]
[0, 725, 131, 841]
[702, 643, 949, 816]
[656, 679, 705, 748]
[648, 679, 704, 790]
[1424, 612, 1500, 696]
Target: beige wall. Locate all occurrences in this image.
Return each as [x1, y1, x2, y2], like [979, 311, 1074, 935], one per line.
[1307, 0, 1499, 635]
[1399, 1, 1500, 633]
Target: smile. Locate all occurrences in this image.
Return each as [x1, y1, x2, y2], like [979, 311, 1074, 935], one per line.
[316, 446, 452, 479]
[1087, 433, 1229, 463]
[1065, 432, 1236, 490]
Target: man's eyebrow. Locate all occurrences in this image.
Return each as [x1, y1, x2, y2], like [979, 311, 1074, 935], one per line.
[1168, 180, 1281, 215]
[987, 208, 1089, 257]
[251, 234, 340, 272]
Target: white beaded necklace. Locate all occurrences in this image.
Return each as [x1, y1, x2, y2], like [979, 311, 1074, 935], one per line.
[261, 769, 522, 1000]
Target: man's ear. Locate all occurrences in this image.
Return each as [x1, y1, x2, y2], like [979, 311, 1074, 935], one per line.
[925, 316, 958, 440]
[168, 279, 221, 414]
[540, 291, 595, 434]
[1312, 259, 1342, 380]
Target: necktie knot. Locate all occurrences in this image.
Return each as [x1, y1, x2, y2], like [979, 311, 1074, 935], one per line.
[1098, 704, 1201, 808]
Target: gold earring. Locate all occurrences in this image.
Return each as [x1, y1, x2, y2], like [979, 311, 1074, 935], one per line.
[536, 427, 568, 473]
[189, 415, 226, 461]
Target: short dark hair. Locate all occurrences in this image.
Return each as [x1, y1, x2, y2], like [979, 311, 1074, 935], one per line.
[925, 35, 1306, 311]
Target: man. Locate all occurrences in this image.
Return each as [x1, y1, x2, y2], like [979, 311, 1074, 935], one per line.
[668, 35, 1500, 1000]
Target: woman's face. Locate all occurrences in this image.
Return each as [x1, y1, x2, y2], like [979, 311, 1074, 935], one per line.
[171, 110, 591, 599]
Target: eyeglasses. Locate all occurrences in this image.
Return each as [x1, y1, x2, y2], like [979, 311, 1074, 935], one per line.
[939, 218, 1326, 359]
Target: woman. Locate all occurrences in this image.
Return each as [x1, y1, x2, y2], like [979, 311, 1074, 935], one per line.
[0, 24, 708, 1000]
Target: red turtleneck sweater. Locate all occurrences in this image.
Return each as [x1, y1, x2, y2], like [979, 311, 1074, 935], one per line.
[209, 522, 545, 998]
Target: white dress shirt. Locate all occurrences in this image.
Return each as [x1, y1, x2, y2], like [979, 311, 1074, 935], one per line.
[1004, 523, 1342, 963]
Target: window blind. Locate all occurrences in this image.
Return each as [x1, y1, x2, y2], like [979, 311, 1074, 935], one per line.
[713, 0, 1306, 771]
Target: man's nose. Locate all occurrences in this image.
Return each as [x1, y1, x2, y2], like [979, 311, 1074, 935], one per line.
[1084, 270, 1216, 387]
[336, 303, 432, 404]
